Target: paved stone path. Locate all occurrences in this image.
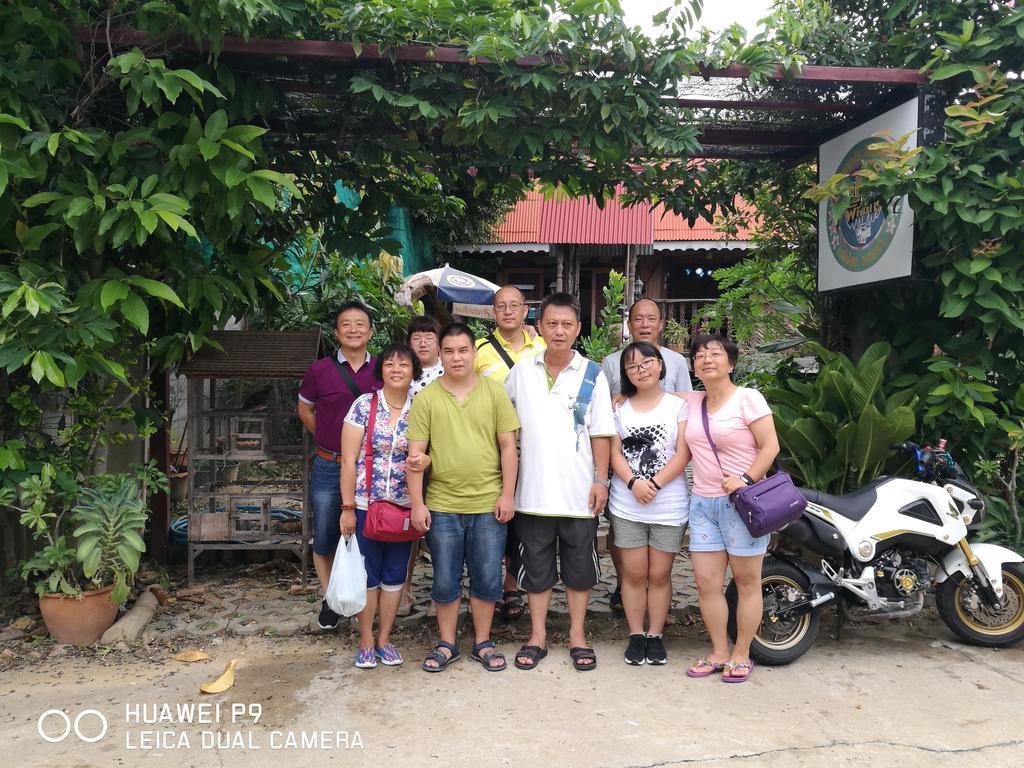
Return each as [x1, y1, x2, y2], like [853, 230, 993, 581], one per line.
[140, 549, 698, 644]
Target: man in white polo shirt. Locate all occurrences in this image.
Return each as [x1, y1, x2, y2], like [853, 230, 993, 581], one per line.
[504, 292, 615, 672]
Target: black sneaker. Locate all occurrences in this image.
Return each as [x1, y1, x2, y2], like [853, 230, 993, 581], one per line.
[609, 585, 624, 612]
[317, 599, 341, 630]
[645, 634, 667, 665]
[624, 633, 647, 666]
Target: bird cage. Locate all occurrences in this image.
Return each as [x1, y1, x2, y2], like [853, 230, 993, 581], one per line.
[180, 330, 321, 583]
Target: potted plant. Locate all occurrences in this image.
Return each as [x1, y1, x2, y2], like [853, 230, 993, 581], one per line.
[663, 318, 689, 354]
[16, 469, 155, 645]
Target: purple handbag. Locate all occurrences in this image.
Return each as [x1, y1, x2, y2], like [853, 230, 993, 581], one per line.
[700, 396, 806, 538]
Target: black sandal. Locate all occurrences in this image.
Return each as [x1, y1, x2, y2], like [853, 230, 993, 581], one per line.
[513, 644, 548, 670]
[471, 640, 507, 672]
[570, 646, 598, 671]
[421, 641, 460, 673]
[500, 590, 526, 620]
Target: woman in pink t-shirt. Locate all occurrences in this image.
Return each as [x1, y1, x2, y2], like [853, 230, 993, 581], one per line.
[682, 333, 780, 683]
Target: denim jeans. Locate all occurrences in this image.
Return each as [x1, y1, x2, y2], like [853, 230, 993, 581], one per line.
[426, 511, 507, 603]
[355, 508, 413, 589]
[688, 493, 769, 556]
[310, 456, 342, 556]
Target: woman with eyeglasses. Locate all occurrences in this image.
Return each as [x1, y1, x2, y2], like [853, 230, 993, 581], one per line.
[608, 341, 691, 667]
[683, 332, 779, 684]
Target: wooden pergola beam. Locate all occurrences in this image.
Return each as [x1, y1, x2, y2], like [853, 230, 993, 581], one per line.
[74, 27, 928, 85]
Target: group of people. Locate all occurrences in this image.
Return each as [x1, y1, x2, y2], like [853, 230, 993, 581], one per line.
[297, 288, 780, 682]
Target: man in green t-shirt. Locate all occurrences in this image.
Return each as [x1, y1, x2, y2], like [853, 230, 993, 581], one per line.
[407, 322, 520, 673]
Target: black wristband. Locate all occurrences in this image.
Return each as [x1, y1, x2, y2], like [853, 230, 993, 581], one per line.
[627, 476, 638, 490]
[650, 478, 662, 491]
[741, 473, 755, 486]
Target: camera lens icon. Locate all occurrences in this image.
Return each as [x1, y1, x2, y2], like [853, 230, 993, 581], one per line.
[37, 709, 108, 743]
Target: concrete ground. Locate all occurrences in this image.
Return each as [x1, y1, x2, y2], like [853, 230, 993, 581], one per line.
[2, 610, 1022, 768]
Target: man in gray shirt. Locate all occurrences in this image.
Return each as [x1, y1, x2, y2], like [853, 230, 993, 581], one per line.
[600, 298, 693, 612]
[601, 298, 693, 397]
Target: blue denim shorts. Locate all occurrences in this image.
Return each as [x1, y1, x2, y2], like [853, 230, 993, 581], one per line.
[355, 509, 413, 590]
[426, 511, 507, 604]
[688, 493, 770, 557]
[310, 456, 342, 556]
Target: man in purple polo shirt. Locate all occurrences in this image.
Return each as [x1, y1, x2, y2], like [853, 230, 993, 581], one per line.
[298, 300, 381, 630]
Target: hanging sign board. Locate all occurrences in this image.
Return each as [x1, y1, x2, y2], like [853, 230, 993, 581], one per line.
[452, 303, 495, 319]
[817, 97, 919, 292]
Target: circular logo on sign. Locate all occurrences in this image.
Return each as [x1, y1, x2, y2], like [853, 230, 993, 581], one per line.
[826, 137, 903, 272]
[444, 274, 475, 288]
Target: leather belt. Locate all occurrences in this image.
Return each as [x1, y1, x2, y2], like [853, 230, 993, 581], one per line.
[316, 447, 343, 463]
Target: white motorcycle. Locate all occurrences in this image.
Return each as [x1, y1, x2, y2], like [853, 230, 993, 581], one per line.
[725, 440, 1024, 664]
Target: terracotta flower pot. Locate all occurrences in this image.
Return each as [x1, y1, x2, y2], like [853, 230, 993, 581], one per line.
[39, 585, 119, 646]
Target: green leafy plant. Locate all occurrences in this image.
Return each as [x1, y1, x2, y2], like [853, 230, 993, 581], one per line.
[580, 270, 625, 362]
[767, 342, 917, 493]
[16, 465, 163, 601]
[72, 475, 149, 604]
[663, 318, 688, 350]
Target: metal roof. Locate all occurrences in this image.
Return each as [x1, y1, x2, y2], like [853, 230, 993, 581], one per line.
[485, 189, 755, 246]
[180, 331, 322, 379]
[537, 184, 653, 245]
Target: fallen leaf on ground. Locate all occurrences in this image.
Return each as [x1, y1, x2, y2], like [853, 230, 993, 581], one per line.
[149, 586, 169, 606]
[200, 659, 238, 694]
[173, 649, 210, 663]
[10, 617, 35, 631]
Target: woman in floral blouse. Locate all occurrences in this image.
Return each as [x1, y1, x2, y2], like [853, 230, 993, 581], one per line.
[340, 343, 428, 669]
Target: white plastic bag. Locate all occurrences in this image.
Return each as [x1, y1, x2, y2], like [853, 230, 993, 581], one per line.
[325, 535, 366, 617]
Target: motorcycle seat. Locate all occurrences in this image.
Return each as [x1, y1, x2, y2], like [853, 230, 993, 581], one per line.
[798, 480, 890, 521]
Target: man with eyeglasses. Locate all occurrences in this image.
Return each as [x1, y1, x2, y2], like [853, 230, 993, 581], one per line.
[600, 298, 693, 611]
[475, 285, 545, 620]
[474, 285, 545, 384]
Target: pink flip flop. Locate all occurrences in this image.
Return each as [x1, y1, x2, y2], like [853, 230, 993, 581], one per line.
[722, 660, 754, 683]
[686, 657, 727, 678]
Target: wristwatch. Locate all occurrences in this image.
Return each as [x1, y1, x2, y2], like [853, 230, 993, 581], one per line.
[741, 473, 755, 486]
[594, 477, 611, 488]
[627, 476, 639, 490]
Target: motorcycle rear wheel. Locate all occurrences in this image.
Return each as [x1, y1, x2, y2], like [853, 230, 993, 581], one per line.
[936, 563, 1024, 647]
[726, 557, 821, 665]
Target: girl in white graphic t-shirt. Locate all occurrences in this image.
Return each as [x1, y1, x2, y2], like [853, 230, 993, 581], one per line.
[609, 341, 691, 667]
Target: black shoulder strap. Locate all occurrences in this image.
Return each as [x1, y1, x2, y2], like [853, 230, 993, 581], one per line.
[486, 332, 516, 370]
[330, 356, 363, 399]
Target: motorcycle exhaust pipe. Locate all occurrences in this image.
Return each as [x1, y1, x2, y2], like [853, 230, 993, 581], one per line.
[809, 591, 836, 608]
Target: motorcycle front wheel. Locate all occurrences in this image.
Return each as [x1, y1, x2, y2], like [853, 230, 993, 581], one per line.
[726, 557, 821, 665]
[936, 563, 1024, 647]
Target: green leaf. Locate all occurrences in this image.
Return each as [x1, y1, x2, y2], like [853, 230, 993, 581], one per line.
[246, 176, 277, 209]
[19, 223, 62, 251]
[931, 63, 968, 81]
[125, 276, 185, 308]
[204, 109, 228, 141]
[100, 279, 129, 309]
[140, 174, 159, 197]
[22, 191, 64, 208]
[46, 132, 60, 155]
[119, 292, 149, 335]
[221, 125, 267, 144]
[220, 139, 254, 160]
[0, 113, 30, 130]
[197, 137, 220, 160]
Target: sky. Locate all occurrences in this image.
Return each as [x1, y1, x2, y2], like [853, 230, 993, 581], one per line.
[621, 0, 777, 36]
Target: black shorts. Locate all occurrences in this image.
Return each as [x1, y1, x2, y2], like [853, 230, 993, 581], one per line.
[513, 514, 600, 593]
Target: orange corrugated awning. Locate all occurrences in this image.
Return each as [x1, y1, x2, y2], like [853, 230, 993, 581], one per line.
[537, 184, 652, 245]
[488, 188, 755, 246]
[653, 197, 757, 241]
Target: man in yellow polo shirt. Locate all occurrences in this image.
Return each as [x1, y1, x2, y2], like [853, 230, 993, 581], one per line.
[474, 284, 545, 619]
[475, 285, 545, 383]
[408, 323, 520, 673]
